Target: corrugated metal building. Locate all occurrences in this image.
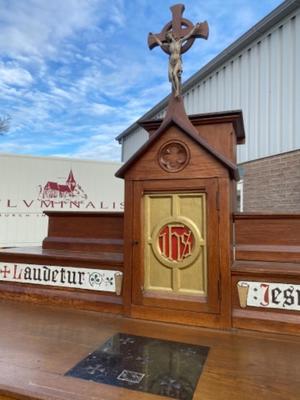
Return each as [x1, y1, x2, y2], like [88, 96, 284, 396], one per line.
[116, 0, 300, 212]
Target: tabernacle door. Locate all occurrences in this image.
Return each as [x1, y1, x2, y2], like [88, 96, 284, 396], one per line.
[132, 178, 220, 315]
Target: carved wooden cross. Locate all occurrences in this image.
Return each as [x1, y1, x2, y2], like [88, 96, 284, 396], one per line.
[148, 4, 208, 97]
[148, 4, 208, 55]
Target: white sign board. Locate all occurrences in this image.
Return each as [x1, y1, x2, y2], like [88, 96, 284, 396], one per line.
[0, 262, 122, 293]
[237, 281, 300, 311]
[0, 154, 124, 247]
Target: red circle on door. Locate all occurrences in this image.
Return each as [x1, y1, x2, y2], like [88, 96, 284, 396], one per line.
[158, 223, 194, 262]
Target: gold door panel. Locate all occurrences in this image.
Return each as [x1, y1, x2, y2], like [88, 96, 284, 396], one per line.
[144, 193, 207, 297]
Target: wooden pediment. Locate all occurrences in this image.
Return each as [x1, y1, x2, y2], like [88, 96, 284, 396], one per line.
[115, 97, 239, 181]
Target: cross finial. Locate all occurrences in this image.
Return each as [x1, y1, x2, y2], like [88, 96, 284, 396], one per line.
[148, 4, 209, 98]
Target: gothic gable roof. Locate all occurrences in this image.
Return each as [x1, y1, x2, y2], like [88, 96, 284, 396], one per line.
[115, 96, 239, 180]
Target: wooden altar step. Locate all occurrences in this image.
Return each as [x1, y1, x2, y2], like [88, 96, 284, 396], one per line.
[0, 212, 125, 313]
[0, 299, 299, 400]
[0, 245, 124, 313]
[232, 213, 300, 336]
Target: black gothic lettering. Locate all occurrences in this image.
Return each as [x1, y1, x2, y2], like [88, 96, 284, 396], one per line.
[271, 287, 282, 305]
[296, 289, 300, 306]
[283, 287, 295, 307]
[60, 268, 66, 284]
[67, 271, 77, 285]
[78, 272, 85, 285]
[43, 266, 51, 282]
[32, 268, 42, 282]
[51, 269, 59, 283]
[24, 267, 32, 280]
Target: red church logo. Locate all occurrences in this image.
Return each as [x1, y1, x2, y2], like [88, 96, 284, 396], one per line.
[37, 170, 88, 204]
[158, 223, 194, 262]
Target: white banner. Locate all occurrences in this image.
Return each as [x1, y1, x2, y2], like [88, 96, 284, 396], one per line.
[0, 154, 124, 247]
[0, 262, 122, 293]
[237, 281, 300, 311]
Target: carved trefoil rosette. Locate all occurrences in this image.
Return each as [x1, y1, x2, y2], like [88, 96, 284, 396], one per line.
[144, 192, 207, 297]
[158, 140, 190, 172]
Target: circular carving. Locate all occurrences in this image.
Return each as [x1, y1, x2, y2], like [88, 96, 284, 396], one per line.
[160, 19, 195, 55]
[158, 223, 194, 261]
[150, 216, 202, 269]
[158, 141, 189, 172]
[89, 272, 103, 287]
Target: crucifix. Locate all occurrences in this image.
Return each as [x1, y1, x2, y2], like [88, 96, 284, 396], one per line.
[148, 4, 209, 98]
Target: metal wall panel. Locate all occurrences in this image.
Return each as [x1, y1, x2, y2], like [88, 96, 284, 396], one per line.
[185, 9, 300, 164]
[122, 9, 300, 164]
[122, 126, 149, 161]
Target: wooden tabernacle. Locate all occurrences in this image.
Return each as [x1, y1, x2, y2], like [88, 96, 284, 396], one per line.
[0, 101, 299, 400]
[1, 3, 299, 399]
[0, 103, 299, 335]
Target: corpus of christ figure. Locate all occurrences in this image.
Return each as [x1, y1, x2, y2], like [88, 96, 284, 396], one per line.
[150, 24, 201, 98]
[148, 4, 209, 98]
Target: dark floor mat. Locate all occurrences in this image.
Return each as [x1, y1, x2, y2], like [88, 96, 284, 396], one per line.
[65, 332, 209, 400]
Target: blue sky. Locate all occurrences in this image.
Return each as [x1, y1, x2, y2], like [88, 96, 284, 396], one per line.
[0, 0, 283, 161]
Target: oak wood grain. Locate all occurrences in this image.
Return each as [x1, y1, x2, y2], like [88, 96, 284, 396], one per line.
[140, 109, 245, 144]
[43, 212, 124, 252]
[0, 300, 299, 400]
[124, 126, 229, 181]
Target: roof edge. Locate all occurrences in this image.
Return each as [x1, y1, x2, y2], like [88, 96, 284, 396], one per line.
[115, 112, 239, 180]
[139, 109, 245, 142]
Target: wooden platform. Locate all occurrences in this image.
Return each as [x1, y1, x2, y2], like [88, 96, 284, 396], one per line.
[0, 300, 299, 400]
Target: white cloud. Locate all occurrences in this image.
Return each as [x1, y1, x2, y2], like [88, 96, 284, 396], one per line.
[0, 0, 283, 162]
[0, 0, 112, 58]
[90, 103, 116, 116]
[71, 139, 122, 161]
[0, 64, 33, 86]
[49, 86, 74, 101]
[110, 1, 126, 27]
